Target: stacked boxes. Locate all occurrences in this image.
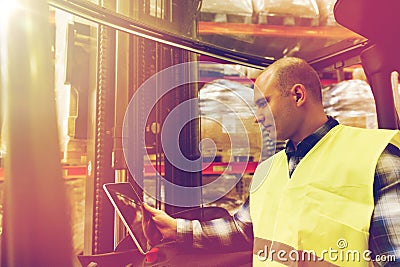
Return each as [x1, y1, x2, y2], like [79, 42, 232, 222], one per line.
[323, 79, 378, 129]
[200, 0, 254, 24]
[199, 79, 263, 164]
[199, 0, 338, 27]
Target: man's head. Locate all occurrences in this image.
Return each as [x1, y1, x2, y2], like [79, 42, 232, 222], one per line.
[254, 57, 326, 144]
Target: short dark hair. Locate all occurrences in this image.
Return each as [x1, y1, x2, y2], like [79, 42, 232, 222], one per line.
[269, 57, 322, 102]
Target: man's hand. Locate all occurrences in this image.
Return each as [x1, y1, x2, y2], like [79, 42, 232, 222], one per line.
[142, 203, 177, 245]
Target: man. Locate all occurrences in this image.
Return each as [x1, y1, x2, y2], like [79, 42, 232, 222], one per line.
[143, 57, 400, 266]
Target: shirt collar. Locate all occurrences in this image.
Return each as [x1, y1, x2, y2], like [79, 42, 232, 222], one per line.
[285, 116, 339, 158]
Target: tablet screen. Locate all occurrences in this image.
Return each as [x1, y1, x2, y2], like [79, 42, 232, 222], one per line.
[103, 182, 148, 254]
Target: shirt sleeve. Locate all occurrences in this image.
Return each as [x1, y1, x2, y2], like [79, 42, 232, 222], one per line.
[369, 143, 400, 266]
[176, 197, 253, 251]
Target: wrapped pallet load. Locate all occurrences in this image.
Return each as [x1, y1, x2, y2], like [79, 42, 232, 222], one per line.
[322, 70, 378, 129]
[199, 79, 279, 211]
[200, 0, 253, 23]
[199, 79, 264, 163]
[256, 0, 320, 26]
[315, 0, 337, 26]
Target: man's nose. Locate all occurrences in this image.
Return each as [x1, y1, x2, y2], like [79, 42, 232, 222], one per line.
[254, 110, 264, 124]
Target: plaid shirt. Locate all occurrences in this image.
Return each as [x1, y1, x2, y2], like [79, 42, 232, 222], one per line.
[176, 117, 400, 266]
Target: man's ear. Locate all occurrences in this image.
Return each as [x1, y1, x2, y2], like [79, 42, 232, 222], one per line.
[290, 84, 306, 107]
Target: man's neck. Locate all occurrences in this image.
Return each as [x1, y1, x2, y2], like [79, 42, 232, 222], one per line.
[291, 114, 329, 148]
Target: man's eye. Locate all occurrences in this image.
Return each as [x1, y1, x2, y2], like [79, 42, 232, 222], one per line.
[257, 99, 268, 108]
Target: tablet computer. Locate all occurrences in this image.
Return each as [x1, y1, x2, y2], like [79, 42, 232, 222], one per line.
[103, 182, 148, 255]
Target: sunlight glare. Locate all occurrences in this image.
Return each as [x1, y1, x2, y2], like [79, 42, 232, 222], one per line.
[0, 0, 19, 26]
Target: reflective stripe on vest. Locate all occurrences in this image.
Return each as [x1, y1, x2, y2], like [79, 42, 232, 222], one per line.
[250, 125, 400, 267]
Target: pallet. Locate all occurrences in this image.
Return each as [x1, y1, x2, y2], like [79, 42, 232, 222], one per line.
[200, 12, 253, 24]
[258, 12, 319, 27]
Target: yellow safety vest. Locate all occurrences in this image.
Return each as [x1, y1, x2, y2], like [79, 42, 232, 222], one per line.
[250, 125, 400, 267]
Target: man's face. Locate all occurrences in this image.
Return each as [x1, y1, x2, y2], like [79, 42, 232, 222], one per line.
[254, 70, 297, 142]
